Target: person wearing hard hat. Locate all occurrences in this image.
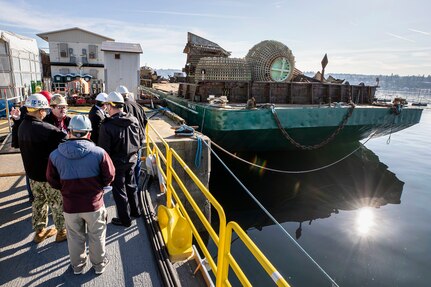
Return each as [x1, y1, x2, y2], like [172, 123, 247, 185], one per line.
[98, 91, 144, 227]
[47, 115, 115, 275]
[116, 85, 147, 191]
[44, 94, 71, 134]
[17, 94, 67, 243]
[10, 90, 52, 148]
[10, 90, 53, 202]
[88, 92, 108, 145]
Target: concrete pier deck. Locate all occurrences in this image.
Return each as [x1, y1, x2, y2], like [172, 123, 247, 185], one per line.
[0, 153, 162, 287]
[0, 110, 209, 287]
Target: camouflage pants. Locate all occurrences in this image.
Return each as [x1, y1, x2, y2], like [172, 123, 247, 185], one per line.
[30, 179, 65, 231]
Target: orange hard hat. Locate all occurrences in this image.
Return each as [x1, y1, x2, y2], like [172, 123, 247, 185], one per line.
[39, 90, 52, 104]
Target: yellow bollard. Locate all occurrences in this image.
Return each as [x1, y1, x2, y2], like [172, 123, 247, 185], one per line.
[158, 205, 193, 261]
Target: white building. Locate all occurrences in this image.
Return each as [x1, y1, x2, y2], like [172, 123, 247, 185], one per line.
[37, 27, 114, 82]
[101, 41, 143, 99]
[0, 30, 42, 101]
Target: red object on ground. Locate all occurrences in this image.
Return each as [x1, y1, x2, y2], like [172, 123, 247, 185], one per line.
[75, 98, 86, 105]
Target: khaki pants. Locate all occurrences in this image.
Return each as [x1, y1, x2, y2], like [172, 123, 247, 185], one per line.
[63, 207, 108, 270]
[30, 179, 65, 231]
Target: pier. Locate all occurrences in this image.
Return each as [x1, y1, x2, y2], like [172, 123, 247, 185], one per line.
[0, 107, 290, 286]
[0, 111, 210, 287]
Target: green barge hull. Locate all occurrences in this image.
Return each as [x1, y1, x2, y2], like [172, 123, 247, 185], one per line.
[148, 89, 423, 152]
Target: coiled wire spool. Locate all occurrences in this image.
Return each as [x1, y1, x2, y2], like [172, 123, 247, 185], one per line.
[245, 40, 295, 82]
[194, 57, 251, 83]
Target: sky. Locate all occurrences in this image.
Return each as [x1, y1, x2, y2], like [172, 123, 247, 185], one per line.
[0, 0, 430, 76]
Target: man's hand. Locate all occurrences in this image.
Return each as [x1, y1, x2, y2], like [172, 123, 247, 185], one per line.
[10, 107, 21, 120]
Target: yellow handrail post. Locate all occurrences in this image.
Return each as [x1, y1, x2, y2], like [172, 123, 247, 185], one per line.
[218, 223, 233, 286]
[144, 122, 290, 286]
[145, 124, 150, 157]
[166, 147, 173, 208]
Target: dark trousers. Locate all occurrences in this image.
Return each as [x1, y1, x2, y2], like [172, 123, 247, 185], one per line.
[112, 157, 141, 225]
[135, 149, 144, 211]
[26, 175, 34, 202]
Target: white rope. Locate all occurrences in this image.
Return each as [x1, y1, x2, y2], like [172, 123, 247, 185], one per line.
[200, 132, 377, 174]
[199, 138, 340, 287]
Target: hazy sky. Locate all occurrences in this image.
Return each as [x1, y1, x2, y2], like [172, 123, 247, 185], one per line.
[1, 0, 430, 76]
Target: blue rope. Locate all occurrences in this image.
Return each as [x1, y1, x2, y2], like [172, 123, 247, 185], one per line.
[194, 136, 202, 168]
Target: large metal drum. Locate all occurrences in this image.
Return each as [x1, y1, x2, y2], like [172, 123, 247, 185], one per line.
[245, 40, 295, 82]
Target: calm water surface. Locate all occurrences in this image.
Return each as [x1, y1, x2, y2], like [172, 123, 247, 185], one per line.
[209, 107, 431, 286]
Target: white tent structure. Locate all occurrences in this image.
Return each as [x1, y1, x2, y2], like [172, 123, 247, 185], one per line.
[0, 30, 41, 102]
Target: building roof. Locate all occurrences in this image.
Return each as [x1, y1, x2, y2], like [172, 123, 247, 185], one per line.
[101, 41, 143, 53]
[183, 32, 230, 56]
[0, 30, 40, 55]
[37, 27, 114, 41]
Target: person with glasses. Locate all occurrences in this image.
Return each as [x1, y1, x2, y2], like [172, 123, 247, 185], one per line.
[18, 94, 68, 244]
[44, 94, 71, 134]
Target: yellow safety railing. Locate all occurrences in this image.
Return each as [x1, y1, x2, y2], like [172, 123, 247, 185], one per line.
[146, 123, 290, 287]
[221, 222, 290, 286]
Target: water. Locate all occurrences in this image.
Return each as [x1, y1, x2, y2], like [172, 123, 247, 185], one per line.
[208, 107, 431, 286]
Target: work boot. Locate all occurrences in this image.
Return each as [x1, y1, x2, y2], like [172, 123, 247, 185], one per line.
[34, 228, 57, 243]
[55, 229, 67, 242]
[111, 217, 131, 227]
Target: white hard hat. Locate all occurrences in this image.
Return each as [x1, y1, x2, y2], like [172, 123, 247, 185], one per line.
[106, 91, 124, 104]
[25, 94, 50, 109]
[116, 85, 129, 95]
[95, 92, 109, 102]
[69, 115, 92, 132]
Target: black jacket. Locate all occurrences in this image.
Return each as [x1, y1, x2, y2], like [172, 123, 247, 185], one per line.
[11, 106, 28, 148]
[98, 112, 144, 165]
[124, 98, 147, 137]
[18, 115, 66, 181]
[88, 105, 106, 144]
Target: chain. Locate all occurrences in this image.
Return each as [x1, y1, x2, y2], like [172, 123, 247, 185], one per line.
[270, 104, 355, 150]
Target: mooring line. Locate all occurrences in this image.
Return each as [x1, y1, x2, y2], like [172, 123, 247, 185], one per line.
[203, 132, 377, 174]
[199, 138, 340, 287]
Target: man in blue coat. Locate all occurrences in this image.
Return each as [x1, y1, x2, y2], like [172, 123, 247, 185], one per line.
[47, 115, 115, 275]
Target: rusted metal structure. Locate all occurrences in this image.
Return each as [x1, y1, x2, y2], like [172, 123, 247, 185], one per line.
[146, 33, 422, 152]
[180, 33, 377, 105]
[183, 33, 231, 83]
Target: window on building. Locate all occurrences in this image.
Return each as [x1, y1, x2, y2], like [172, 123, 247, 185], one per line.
[59, 68, 70, 74]
[89, 69, 98, 79]
[0, 56, 11, 72]
[12, 57, 20, 71]
[14, 73, 22, 86]
[89, 45, 98, 59]
[59, 43, 69, 58]
[115, 54, 121, 59]
[19, 59, 31, 72]
[0, 41, 7, 55]
[0, 72, 11, 86]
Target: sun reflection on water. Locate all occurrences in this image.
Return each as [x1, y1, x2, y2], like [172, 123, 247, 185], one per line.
[356, 207, 375, 236]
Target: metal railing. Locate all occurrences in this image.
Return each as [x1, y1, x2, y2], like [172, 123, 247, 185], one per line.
[145, 123, 290, 287]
